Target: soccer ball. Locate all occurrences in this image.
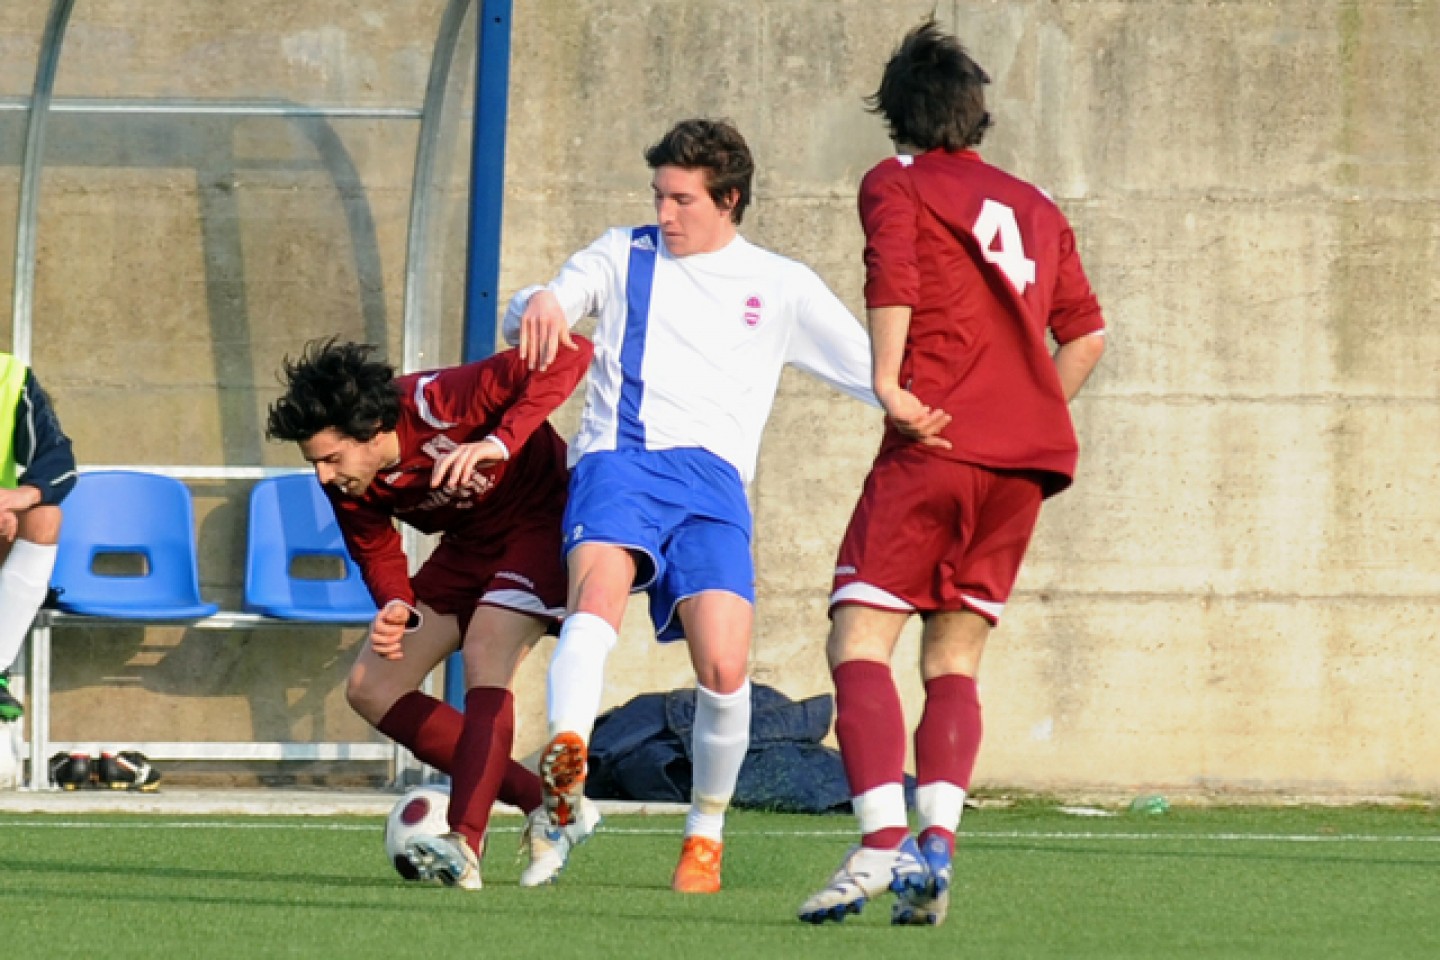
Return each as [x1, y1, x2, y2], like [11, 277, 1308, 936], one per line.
[384, 784, 451, 879]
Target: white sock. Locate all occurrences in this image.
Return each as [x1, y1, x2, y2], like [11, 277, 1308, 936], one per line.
[915, 781, 968, 836]
[546, 612, 618, 742]
[0, 540, 56, 671]
[852, 782, 909, 836]
[684, 680, 751, 841]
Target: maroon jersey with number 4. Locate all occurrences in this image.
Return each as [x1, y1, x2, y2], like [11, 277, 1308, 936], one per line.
[326, 340, 592, 609]
[860, 150, 1105, 495]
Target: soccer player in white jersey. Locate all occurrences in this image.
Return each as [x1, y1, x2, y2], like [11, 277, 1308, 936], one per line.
[505, 118, 943, 893]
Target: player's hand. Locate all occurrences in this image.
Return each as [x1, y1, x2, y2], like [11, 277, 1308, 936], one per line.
[517, 290, 576, 371]
[370, 601, 411, 661]
[430, 438, 505, 491]
[0, 486, 38, 515]
[0, 509, 17, 543]
[878, 384, 953, 449]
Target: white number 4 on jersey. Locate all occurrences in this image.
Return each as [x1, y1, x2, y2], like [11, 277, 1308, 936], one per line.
[972, 199, 1036, 295]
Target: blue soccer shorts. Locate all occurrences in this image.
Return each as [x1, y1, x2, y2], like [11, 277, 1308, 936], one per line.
[563, 447, 755, 642]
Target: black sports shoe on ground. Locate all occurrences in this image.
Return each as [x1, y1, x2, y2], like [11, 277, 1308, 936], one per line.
[49, 751, 93, 790]
[0, 671, 21, 722]
[96, 750, 162, 792]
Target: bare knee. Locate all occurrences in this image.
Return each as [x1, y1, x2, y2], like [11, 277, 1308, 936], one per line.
[920, 610, 991, 680]
[826, 604, 908, 672]
[693, 659, 748, 695]
[567, 544, 635, 629]
[17, 505, 62, 545]
[345, 665, 397, 727]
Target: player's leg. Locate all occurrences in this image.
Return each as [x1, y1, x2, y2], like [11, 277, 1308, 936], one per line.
[895, 468, 1043, 926]
[417, 604, 548, 890]
[889, 609, 988, 925]
[548, 540, 634, 738]
[538, 540, 635, 827]
[830, 604, 914, 847]
[541, 451, 663, 826]
[800, 454, 939, 923]
[914, 611, 989, 857]
[0, 505, 62, 721]
[346, 602, 461, 773]
[408, 538, 553, 815]
[649, 472, 757, 894]
[670, 589, 753, 894]
[798, 605, 928, 923]
[448, 603, 547, 835]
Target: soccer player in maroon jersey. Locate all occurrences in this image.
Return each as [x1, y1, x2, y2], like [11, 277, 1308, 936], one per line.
[266, 337, 598, 890]
[799, 21, 1107, 926]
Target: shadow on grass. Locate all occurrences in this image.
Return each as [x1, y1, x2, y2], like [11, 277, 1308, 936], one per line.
[968, 838, 1440, 869]
[1, 870, 833, 932]
[3, 857, 395, 889]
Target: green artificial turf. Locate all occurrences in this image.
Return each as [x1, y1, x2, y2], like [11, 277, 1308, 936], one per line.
[2, 804, 1437, 959]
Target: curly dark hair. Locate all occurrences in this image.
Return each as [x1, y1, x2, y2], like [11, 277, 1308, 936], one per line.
[867, 20, 992, 151]
[265, 338, 400, 443]
[644, 118, 754, 224]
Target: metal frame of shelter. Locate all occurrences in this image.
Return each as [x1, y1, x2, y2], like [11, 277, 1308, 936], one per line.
[4, 0, 513, 788]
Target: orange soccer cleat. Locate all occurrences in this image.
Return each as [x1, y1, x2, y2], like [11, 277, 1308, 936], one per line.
[539, 731, 588, 828]
[671, 836, 724, 894]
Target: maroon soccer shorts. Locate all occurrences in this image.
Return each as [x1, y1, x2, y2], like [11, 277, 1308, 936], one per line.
[831, 448, 1045, 624]
[411, 514, 568, 636]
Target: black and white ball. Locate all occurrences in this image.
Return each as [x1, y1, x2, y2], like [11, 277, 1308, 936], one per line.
[384, 785, 451, 879]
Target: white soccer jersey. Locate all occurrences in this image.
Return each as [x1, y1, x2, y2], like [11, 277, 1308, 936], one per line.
[503, 226, 876, 482]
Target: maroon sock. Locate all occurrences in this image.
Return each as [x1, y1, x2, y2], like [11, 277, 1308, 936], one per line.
[374, 689, 540, 814]
[499, 758, 543, 814]
[375, 690, 462, 775]
[914, 673, 982, 854]
[833, 659, 908, 849]
[448, 686, 515, 850]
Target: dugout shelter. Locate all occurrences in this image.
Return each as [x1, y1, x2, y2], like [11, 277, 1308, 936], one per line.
[2, 0, 515, 790]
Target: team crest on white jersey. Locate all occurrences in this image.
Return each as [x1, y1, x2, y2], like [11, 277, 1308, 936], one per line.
[631, 233, 656, 252]
[743, 294, 764, 328]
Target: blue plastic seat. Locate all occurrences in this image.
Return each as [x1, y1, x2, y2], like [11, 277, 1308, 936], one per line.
[51, 470, 220, 618]
[243, 474, 377, 622]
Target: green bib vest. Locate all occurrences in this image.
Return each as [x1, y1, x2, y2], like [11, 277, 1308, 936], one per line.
[0, 353, 30, 489]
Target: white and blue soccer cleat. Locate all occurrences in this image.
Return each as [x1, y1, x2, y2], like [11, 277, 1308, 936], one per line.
[518, 795, 602, 887]
[797, 836, 929, 924]
[405, 832, 483, 891]
[891, 832, 952, 926]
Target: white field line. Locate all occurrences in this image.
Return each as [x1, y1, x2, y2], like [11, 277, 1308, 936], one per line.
[2, 820, 1439, 844]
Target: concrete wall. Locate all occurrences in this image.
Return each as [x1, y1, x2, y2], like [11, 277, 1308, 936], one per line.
[3, 1, 1437, 796]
